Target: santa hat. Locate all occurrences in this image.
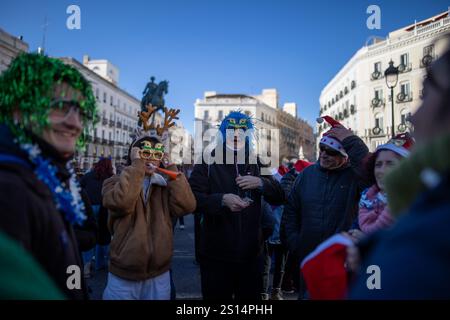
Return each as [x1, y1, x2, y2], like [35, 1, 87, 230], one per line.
[271, 165, 289, 182]
[376, 132, 415, 158]
[294, 159, 313, 173]
[317, 116, 348, 157]
[278, 165, 289, 176]
[301, 234, 353, 300]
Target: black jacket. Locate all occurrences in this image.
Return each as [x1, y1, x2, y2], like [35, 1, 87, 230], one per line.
[189, 150, 285, 263]
[73, 191, 97, 252]
[282, 135, 369, 262]
[0, 125, 88, 299]
[80, 171, 111, 245]
[80, 170, 103, 205]
[280, 168, 298, 199]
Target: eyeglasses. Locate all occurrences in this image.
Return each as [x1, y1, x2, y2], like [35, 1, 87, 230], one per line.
[319, 145, 341, 156]
[140, 149, 164, 161]
[49, 99, 92, 123]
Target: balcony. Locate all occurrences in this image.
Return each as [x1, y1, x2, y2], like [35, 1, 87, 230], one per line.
[117, 122, 122, 129]
[371, 126, 385, 137]
[109, 120, 115, 127]
[123, 125, 128, 131]
[102, 138, 108, 145]
[109, 140, 114, 146]
[370, 70, 382, 81]
[350, 104, 356, 115]
[397, 122, 409, 133]
[398, 63, 412, 73]
[396, 92, 413, 103]
[371, 97, 384, 108]
[102, 118, 108, 126]
[420, 54, 436, 68]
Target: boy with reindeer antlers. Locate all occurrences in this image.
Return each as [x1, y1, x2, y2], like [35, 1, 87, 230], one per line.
[101, 104, 196, 300]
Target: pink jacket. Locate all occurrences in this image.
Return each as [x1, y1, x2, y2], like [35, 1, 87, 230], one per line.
[358, 185, 395, 234]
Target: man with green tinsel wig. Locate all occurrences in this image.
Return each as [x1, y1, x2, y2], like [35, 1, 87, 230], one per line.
[0, 53, 98, 299]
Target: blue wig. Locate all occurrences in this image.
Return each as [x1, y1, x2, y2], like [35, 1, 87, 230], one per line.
[219, 111, 255, 138]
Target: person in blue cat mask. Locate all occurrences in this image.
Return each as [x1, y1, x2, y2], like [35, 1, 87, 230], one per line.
[189, 111, 285, 300]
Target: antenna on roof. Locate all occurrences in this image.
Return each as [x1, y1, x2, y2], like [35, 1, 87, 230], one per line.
[40, 16, 50, 54]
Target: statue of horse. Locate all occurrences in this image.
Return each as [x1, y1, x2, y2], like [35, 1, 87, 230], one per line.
[140, 79, 169, 125]
[150, 80, 168, 112]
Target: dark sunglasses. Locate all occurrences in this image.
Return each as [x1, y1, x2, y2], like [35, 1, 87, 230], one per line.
[319, 145, 341, 156]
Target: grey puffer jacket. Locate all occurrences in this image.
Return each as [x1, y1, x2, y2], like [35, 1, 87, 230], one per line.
[282, 135, 370, 262]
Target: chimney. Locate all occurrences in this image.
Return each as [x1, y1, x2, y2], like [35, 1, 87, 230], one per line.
[83, 55, 90, 65]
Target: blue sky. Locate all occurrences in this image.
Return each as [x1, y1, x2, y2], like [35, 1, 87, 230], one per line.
[1, 0, 448, 134]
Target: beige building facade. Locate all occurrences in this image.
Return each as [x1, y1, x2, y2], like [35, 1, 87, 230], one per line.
[319, 11, 450, 153]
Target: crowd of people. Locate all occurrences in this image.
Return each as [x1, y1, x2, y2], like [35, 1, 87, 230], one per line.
[1, 33, 450, 300]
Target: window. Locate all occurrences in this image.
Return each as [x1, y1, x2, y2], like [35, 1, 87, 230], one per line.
[401, 109, 411, 124]
[400, 53, 409, 66]
[204, 110, 209, 120]
[374, 62, 381, 72]
[375, 89, 383, 100]
[109, 132, 112, 140]
[424, 44, 434, 57]
[103, 92, 107, 103]
[110, 95, 113, 106]
[261, 113, 264, 122]
[116, 130, 119, 140]
[400, 82, 410, 96]
[375, 114, 384, 130]
[95, 88, 99, 100]
[102, 130, 105, 139]
[218, 110, 223, 121]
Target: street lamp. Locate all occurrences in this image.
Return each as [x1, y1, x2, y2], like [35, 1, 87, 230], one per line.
[384, 60, 399, 138]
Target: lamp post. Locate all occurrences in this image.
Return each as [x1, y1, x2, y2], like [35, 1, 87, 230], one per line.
[384, 60, 399, 138]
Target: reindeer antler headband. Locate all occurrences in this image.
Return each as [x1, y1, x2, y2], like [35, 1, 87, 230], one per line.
[138, 104, 180, 135]
[133, 104, 180, 147]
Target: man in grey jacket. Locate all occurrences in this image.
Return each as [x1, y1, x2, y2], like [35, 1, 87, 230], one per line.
[282, 123, 369, 298]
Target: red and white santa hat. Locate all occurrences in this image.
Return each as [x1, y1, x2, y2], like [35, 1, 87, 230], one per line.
[317, 116, 348, 157]
[301, 234, 354, 300]
[376, 132, 415, 158]
[271, 165, 289, 182]
[294, 159, 313, 173]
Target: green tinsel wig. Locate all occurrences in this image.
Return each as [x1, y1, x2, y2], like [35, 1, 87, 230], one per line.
[0, 53, 98, 149]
